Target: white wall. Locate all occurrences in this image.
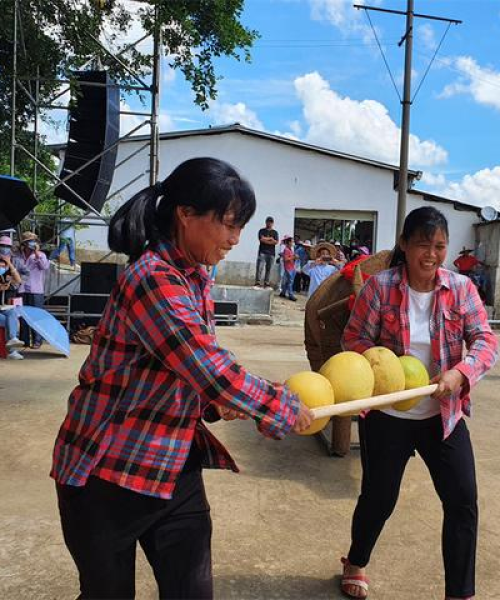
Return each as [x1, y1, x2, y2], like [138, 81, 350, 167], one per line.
[77, 131, 399, 258]
[76, 132, 479, 277]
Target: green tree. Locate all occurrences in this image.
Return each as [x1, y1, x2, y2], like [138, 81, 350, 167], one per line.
[0, 0, 258, 187]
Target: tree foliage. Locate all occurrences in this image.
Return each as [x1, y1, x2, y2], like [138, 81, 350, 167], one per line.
[0, 0, 258, 189]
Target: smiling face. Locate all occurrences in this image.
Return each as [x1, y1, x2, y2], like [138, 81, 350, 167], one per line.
[174, 208, 243, 266]
[400, 227, 448, 291]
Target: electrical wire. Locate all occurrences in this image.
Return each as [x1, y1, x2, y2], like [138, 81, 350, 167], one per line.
[363, 8, 402, 102]
[411, 21, 452, 103]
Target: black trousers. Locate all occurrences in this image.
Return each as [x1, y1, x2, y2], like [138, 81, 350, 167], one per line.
[56, 465, 212, 600]
[348, 412, 477, 598]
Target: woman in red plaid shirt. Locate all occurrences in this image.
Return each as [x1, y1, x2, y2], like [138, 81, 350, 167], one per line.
[51, 158, 313, 600]
[340, 207, 497, 600]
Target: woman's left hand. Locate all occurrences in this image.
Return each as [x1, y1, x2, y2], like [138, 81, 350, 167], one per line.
[216, 405, 249, 421]
[431, 369, 466, 400]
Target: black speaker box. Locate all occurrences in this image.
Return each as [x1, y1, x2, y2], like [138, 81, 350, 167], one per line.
[80, 262, 124, 294]
[70, 293, 109, 315]
[70, 293, 109, 330]
[55, 70, 120, 212]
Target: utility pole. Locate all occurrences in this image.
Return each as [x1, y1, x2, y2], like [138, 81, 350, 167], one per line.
[354, 2, 461, 243]
[10, 0, 19, 176]
[149, 1, 161, 186]
[397, 0, 414, 241]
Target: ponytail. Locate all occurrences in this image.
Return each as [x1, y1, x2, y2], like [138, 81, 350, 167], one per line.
[108, 185, 163, 262]
[389, 244, 406, 267]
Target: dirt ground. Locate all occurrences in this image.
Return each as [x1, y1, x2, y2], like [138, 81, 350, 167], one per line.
[0, 314, 499, 599]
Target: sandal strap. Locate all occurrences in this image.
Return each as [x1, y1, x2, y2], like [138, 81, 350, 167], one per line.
[342, 578, 369, 591]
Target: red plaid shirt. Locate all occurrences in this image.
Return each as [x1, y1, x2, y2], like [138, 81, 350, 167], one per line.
[342, 265, 498, 438]
[51, 242, 299, 499]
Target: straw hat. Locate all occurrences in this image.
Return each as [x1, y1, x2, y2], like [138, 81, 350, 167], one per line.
[459, 246, 473, 254]
[20, 231, 39, 243]
[311, 241, 336, 260]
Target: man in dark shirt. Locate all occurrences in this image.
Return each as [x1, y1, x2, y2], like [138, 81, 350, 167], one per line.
[255, 216, 279, 287]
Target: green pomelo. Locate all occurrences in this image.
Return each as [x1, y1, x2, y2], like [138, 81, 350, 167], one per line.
[393, 355, 430, 411]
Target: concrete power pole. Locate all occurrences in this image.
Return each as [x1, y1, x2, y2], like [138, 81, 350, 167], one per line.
[354, 2, 461, 243]
[396, 0, 414, 242]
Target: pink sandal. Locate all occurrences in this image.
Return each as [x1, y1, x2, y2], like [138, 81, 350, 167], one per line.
[341, 557, 369, 599]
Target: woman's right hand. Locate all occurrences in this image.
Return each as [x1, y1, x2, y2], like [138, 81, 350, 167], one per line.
[293, 401, 314, 433]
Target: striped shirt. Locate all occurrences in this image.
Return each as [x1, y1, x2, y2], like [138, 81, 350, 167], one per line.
[51, 242, 299, 499]
[342, 265, 498, 438]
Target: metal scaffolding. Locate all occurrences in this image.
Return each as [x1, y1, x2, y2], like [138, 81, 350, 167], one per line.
[8, 0, 162, 297]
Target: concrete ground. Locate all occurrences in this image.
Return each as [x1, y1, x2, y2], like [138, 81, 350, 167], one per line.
[0, 317, 499, 599]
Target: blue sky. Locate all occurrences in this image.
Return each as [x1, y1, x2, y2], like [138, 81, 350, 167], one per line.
[153, 0, 500, 210]
[46, 1, 500, 209]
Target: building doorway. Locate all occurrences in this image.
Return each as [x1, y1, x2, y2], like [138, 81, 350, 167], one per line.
[294, 208, 377, 254]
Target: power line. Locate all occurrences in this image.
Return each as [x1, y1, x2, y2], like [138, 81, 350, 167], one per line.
[364, 9, 402, 102]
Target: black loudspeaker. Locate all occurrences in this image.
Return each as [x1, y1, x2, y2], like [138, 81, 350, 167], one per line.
[70, 293, 109, 315]
[55, 70, 120, 212]
[80, 262, 124, 294]
[70, 293, 110, 330]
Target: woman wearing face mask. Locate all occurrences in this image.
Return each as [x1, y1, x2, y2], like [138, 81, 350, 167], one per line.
[17, 231, 50, 349]
[0, 235, 25, 359]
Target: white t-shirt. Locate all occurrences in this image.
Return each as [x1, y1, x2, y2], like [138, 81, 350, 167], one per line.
[382, 287, 441, 420]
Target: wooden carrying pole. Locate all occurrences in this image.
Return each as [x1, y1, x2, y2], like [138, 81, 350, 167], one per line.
[311, 384, 438, 419]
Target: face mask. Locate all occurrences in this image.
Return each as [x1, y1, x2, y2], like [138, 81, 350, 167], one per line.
[0, 267, 7, 276]
[0, 246, 11, 256]
[26, 241, 37, 250]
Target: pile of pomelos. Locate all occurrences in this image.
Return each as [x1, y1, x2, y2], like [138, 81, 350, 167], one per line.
[287, 347, 430, 435]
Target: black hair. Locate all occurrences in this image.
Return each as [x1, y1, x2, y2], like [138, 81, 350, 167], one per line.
[390, 206, 449, 267]
[109, 157, 256, 261]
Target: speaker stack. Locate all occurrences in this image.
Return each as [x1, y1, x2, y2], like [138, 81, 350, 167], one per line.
[69, 262, 124, 330]
[55, 70, 120, 212]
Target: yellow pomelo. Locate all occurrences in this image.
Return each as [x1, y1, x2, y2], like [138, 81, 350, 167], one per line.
[393, 355, 430, 411]
[319, 351, 375, 416]
[363, 347, 406, 397]
[285, 371, 335, 435]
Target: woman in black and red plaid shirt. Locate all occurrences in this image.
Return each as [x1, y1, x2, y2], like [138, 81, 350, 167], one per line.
[51, 157, 313, 600]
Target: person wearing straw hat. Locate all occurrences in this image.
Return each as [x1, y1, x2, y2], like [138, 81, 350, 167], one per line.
[302, 241, 343, 298]
[17, 231, 50, 349]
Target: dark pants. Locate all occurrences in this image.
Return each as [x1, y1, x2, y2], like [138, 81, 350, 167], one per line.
[20, 292, 45, 346]
[348, 412, 477, 598]
[56, 466, 213, 599]
[255, 253, 274, 286]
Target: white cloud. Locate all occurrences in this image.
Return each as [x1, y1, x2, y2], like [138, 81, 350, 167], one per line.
[294, 71, 447, 167]
[440, 56, 500, 111]
[209, 102, 264, 130]
[434, 167, 500, 210]
[309, 0, 372, 37]
[418, 23, 437, 51]
[420, 171, 447, 188]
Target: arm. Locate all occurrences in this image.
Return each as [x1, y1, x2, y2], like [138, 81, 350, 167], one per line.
[302, 260, 314, 276]
[341, 277, 381, 353]
[259, 234, 278, 246]
[453, 279, 498, 391]
[33, 248, 50, 271]
[126, 271, 300, 439]
[4, 257, 22, 285]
